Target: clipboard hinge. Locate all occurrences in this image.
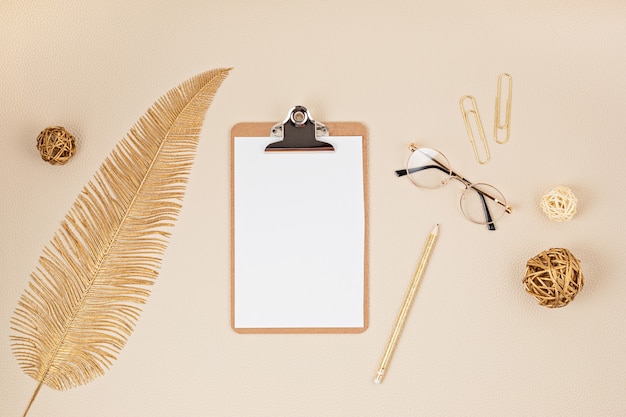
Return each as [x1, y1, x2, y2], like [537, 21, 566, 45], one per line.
[266, 106, 334, 152]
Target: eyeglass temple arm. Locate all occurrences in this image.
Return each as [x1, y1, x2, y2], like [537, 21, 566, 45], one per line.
[479, 193, 496, 231]
[395, 165, 448, 177]
[395, 165, 498, 230]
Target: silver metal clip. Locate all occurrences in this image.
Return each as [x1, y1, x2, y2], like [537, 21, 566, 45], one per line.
[266, 106, 333, 152]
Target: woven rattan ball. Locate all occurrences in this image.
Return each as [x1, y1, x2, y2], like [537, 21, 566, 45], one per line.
[523, 248, 583, 308]
[36, 126, 76, 165]
[540, 186, 578, 222]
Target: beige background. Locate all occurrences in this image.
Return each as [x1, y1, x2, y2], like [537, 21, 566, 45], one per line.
[1, 1, 625, 416]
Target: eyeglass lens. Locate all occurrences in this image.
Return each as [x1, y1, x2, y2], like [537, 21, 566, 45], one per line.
[460, 183, 507, 225]
[405, 148, 452, 189]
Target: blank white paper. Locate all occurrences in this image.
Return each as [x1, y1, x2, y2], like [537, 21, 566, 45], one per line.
[233, 136, 365, 330]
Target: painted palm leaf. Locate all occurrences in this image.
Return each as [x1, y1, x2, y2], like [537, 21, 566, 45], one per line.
[10, 68, 230, 416]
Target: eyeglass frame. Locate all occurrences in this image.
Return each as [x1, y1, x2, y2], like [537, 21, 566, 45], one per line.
[395, 144, 512, 231]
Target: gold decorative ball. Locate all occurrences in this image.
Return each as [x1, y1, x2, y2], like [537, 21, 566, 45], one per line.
[540, 186, 578, 222]
[523, 248, 583, 308]
[36, 126, 76, 165]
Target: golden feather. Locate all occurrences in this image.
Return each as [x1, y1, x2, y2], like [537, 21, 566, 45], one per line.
[10, 68, 231, 416]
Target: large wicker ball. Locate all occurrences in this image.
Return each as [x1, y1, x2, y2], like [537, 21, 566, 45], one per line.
[523, 248, 583, 308]
[36, 126, 76, 165]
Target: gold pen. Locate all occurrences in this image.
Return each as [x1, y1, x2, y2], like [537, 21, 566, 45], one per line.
[374, 224, 439, 384]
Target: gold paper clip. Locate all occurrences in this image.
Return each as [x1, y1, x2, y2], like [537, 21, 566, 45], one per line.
[459, 95, 490, 164]
[494, 73, 512, 144]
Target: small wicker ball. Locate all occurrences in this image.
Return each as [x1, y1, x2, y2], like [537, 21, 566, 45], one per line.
[523, 248, 583, 308]
[36, 126, 76, 165]
[540, 186, 578, 222]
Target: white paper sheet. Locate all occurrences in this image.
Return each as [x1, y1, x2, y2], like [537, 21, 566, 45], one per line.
[233, 136, 365, 330]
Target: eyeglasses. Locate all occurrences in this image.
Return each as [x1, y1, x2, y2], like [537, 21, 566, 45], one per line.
[395, 144, 512, 230]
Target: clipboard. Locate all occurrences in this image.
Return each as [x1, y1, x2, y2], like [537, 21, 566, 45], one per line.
[230, 106, 369, 334]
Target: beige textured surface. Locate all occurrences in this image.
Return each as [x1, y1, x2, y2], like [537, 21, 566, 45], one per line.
[1, 1, 625, 416]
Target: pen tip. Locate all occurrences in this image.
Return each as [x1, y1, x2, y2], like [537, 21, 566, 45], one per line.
[432, 224, 439, 235]
[374, 377, 382, 384]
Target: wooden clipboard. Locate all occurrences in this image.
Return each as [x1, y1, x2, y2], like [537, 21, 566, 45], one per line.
[230, 106, 369, 334]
